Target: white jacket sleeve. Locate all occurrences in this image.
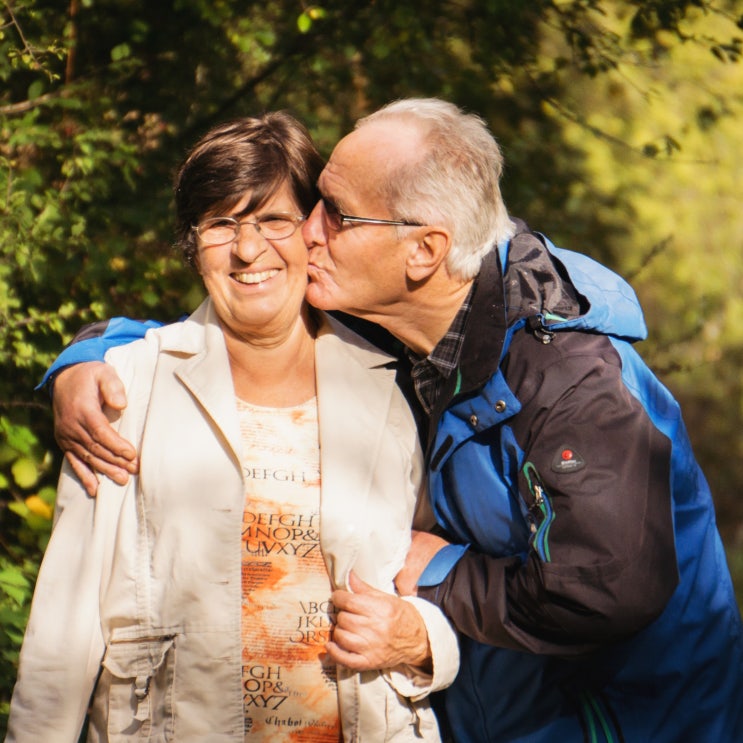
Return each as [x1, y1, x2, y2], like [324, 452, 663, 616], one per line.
[383, 595, 460, 701]
[5, 342, 150, 743]
[383, 481, 461, 700]
[5, 466, 114, 742]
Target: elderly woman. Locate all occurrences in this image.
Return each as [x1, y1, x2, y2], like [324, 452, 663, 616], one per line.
[6, 113, 458, 742]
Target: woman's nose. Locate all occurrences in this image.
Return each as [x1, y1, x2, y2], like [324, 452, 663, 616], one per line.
[231, 223, 268, 262]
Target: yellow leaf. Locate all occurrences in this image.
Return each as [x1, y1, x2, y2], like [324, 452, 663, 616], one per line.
[25, 495, 53, 521]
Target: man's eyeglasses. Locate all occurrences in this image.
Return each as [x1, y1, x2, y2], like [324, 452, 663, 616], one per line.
[193, 213, 306, 245]
[321, 198, 423, 232]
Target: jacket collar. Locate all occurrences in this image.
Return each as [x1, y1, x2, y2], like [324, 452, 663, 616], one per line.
[426, 246, 508, 443]
[167, 300, 244, 467]
[457, 246, 509, 393]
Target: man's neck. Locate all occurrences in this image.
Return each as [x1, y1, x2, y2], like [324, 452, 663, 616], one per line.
[381, 278, 474, 356]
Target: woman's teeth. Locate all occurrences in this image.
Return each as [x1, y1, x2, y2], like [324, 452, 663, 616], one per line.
[233, 269, 279, 285]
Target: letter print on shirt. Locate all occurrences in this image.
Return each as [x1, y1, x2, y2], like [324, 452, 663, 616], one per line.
[238, 396, 340, 742]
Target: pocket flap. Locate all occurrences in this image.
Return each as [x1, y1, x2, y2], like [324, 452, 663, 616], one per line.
[102, 636, 175, 681]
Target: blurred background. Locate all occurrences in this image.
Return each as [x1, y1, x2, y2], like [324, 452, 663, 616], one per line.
[1, 0, 742, 731]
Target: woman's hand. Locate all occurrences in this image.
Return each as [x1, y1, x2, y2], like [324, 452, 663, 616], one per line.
[53, 362, 138, 496]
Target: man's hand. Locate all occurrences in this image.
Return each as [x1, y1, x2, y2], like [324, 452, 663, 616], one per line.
[326, 571, 431, 672]
[394, 530, 451, 596]
[53, 362, 137, 496]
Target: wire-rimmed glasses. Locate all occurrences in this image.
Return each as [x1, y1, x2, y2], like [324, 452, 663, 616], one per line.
[320, 197, 423, 232]
[193, 213, 306, 245]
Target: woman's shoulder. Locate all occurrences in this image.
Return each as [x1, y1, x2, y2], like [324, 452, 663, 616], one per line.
[104, 300, 211, 368]
[315, 310, 400, 367]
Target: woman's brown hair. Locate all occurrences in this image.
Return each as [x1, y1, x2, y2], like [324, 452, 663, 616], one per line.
[174, 112, 324, 267]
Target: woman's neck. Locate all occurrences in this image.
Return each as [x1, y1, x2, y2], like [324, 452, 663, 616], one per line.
[224, 309, 318, 407]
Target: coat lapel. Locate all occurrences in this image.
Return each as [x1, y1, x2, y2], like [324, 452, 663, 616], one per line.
[314, 313, 398, 589]
[163, 300, 243, 469]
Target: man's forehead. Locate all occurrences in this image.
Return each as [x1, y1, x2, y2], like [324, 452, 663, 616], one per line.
[317, 138, 368, 203]
[319, 122, 412, 201]
[321, 133, 360, 178]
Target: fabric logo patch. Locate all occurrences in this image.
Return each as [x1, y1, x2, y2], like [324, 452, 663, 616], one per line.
[551, 445, 586, 474]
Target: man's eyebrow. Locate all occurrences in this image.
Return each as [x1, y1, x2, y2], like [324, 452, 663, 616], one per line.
[316, 176, 352, 212]
[317, 190, 343, 212]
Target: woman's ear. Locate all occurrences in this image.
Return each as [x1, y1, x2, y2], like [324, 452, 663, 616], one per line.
[405, 226, 451, 283]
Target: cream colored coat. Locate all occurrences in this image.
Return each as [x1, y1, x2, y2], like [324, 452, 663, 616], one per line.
[6, 299, 458, 743]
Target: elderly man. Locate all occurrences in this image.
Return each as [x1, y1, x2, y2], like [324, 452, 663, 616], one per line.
[48, 99, 743, 742]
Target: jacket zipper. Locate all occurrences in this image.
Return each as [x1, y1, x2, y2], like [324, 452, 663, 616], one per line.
[522, 461, 555, 562]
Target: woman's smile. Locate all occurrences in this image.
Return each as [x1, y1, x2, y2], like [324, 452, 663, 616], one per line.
[232, 268, 280, 286]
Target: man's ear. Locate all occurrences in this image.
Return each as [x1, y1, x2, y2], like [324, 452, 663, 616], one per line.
[405, 227, 451, 283]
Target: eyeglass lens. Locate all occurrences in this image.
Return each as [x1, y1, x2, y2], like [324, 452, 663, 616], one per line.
[321, 198, 343, 231]
[197, 215, 301, 244]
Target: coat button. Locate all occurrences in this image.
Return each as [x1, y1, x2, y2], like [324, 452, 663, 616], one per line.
[469, 414, 478, 427]
[494, 400, 506, 413]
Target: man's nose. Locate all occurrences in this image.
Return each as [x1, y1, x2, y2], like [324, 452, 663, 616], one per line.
[302, 201, 326, 248]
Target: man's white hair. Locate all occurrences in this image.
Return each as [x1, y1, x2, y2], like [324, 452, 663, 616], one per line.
[356, 98, 515, 280]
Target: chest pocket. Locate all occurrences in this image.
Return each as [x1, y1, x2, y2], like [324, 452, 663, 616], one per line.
[90, 635, 176, 742]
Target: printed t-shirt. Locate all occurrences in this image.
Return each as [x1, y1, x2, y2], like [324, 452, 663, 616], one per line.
[237, 396, 340, 741]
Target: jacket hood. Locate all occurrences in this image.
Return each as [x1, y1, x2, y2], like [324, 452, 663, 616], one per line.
[506, 221, 647, 343]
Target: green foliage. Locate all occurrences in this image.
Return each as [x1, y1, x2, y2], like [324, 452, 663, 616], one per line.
[0, 415, 54, 730]
[1, 0, 742, 733]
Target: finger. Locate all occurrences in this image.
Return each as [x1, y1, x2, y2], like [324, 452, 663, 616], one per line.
[330, 623, 367, 652]
[329, 588, 355, 612]
[333, 606, 377, 634]
[65, 443, 132, 486]
[65, 451, 100, 497]
[324, 640, 372, 671]
[63, 433, 139, 474]
[330, 589, 387, 620]
[52, 361, 136, 466]
[59, 414, 137, 470]
[98, 367, 128, 411]
[347, 570, 377, 594]
[331, 582, 386, 610]
[85, 422, 138, 466]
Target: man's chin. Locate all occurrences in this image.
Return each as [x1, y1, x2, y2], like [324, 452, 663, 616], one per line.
[305, 280, 342, 311]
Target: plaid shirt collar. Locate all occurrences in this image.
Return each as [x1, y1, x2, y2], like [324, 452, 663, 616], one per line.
[406, 282, 476, 415]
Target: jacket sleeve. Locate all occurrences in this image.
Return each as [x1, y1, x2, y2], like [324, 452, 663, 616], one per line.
[382, 595, 460, 701]
[5, 467, 131, 741]
[7, 345, 148, 741]
[37, 316, 166, 389]
[418, 345, 679, 656]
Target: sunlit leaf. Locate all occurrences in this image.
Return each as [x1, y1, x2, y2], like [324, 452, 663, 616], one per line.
[297, 12, 312, 33]
[11, 458, 39, 489]
[25, 495, 53, 520]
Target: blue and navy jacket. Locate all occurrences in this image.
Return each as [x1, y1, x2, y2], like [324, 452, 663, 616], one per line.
[415, 221, 743, 742]
[44, 221, 743, 742]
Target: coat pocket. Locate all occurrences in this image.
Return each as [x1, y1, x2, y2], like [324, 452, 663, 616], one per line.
[90, 635, 176, 742]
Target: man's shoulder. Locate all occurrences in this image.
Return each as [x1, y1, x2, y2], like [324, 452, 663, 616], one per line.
[503, 325, 625, 412]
